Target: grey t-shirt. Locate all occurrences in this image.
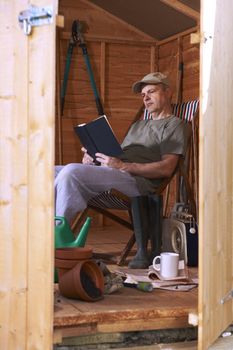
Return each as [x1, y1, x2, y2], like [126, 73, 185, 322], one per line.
[119, 115, 191, 194]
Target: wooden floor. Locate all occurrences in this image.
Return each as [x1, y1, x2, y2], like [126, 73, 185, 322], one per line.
[53, 224, 198, 344]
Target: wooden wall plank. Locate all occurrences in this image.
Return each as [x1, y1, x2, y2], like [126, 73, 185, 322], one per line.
[0, 0, 57, 348]
[27, 0, 57, 347]
[105, 44, 151, 113]
[199, 0, 233, 348]
[0, 2, 28, 348]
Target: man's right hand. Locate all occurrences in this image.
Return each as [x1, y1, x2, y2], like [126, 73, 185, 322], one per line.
[81, 147, 94, 165]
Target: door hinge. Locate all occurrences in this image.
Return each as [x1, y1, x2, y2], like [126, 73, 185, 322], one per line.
[18, 5, 53, 36]
[220, 289, 233, 304]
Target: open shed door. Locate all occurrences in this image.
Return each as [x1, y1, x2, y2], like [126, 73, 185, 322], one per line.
[199, 0, 233, 348]
[0, 1, 57, 348]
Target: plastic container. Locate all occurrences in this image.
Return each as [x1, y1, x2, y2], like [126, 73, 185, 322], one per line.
[55, 216, 91, 248]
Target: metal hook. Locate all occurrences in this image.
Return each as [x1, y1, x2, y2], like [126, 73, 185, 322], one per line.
[23, 19, 32, 35]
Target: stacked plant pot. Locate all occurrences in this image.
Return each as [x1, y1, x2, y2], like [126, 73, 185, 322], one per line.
[55, 247, 104, 302]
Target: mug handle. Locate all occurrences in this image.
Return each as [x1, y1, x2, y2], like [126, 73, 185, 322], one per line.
[153, 255, 161, 271]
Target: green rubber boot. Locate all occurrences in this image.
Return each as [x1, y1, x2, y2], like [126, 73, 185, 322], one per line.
[148, 194, 163, 263]
[128, 196, 150, 269]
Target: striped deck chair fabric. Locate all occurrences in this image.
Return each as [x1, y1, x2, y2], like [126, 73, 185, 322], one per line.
[88, 189, 129, 210]
[143, 99, 199, 122]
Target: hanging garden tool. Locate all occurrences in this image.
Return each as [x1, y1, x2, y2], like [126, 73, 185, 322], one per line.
[61, 20, 104, 116]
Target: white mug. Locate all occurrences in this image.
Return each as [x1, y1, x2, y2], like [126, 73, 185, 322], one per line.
[153, 252, 179, 279]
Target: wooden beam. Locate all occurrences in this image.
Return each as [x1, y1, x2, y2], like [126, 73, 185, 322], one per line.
[160, 0, 200, 21]
[56, 15, 64, 28]
[97, 317, 190, 333]
[61, 31, 156, 46]
[190, 32, 201, 44]
[82, 0, 158, 42]
[158, 26, 199, 45]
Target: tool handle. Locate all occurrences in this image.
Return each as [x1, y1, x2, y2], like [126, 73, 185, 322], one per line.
[80, 43, 104, 116]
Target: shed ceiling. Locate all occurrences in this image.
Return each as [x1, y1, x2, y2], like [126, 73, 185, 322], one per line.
[88, 0, 200, 41]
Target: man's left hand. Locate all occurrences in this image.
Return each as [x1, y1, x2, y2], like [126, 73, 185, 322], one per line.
[95, 153, 124, 169]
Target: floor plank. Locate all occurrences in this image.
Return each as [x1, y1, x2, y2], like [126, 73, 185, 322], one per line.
[85, 224, 136, 258]
[54, 225, 198, 342]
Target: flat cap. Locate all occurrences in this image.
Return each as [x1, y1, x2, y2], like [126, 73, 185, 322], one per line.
[132, 72, 170, 93]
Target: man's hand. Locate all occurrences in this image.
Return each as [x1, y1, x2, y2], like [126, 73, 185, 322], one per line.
[81, 147, 95, 165]
[95, 153, 124, 169]
[93, 152, 179, 180]
[96, 152, 179, 179]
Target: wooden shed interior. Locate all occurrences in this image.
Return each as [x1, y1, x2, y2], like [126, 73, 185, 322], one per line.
[2, 0, 233, 349]
[54, 0, 201, 347]
[56, 0, 200, 167]
[55, 0, 200, 233]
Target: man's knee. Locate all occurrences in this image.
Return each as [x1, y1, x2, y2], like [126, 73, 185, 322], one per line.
[55, 163, 88, 188]
[57, 163, 78, 177]
[55, 165, 64, 178]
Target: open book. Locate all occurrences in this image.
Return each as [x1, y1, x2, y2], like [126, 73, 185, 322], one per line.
[74, 115, 123, 160]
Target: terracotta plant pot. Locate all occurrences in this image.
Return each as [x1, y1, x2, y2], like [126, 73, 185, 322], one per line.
[58, 260, 104, 302]
[55, 257, 80, 269]
[55, 247, 93, 281]
[54, 259, 76, 280]
[55, 246, 93, 260]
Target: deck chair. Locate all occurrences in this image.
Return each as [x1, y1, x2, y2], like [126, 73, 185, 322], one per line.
[71, 100, 199, 266]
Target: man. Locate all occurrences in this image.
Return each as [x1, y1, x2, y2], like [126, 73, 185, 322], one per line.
[55, 72, 191, 268]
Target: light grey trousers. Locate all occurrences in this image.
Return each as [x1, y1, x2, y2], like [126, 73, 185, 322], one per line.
[55, 163, 141, 224]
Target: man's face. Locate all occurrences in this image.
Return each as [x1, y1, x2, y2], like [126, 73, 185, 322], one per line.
[141, 84, 171, 113]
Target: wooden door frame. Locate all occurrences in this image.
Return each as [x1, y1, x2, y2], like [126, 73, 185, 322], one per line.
[0, 1, 57, 348]
[198, 0, 233, 348]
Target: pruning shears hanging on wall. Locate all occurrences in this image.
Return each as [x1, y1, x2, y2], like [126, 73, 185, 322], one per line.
[61, 20, 104, 116]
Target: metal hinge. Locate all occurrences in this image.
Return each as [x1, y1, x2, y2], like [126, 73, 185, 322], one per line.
[220, 289, 233, 304]
[18, 5, 53, 36]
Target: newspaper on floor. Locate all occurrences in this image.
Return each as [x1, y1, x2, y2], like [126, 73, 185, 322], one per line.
[115, 260, 198, 292]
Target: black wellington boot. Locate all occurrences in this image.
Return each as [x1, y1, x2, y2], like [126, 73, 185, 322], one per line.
[148, 194, 163, 264]
[128, 196, 150, 269]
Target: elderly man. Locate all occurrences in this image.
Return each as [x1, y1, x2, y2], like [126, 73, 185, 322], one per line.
[55, 72, 191, 268]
